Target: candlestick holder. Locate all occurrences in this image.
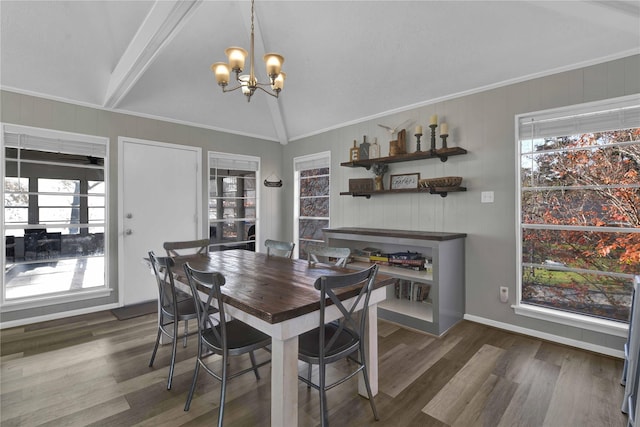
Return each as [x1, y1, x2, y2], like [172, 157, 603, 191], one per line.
[415, 133, 423, 152]
[440, 133, 449, 150]
[429, 124, 437, 155]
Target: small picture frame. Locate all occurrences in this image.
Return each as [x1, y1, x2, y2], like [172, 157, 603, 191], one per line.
[390, 173, 420, 189]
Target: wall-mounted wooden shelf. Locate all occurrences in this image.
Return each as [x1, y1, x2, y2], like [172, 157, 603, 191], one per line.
[340, 186, 467, 198]
[340, 147, 467, 169]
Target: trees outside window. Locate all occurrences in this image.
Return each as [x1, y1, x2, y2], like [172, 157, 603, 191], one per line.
[517, 97, 639, 323]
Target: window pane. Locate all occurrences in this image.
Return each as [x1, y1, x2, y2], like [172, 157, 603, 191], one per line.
[299, 219, 329, 241]
[208, 157, 258, 249]
[522, 266, 630, 321]
[3, 136, 107, 302]
[300, 196, 329, 217]
[519, 119, 639, 323]
[301, 176, 329, 197]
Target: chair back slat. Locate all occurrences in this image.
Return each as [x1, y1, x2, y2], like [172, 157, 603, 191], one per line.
[265, 239, 295, 258]
[307, 245, 351, 267]
[315, 264, 378, 356]
[148, 251, 179, 311]
[183, 263, 227, 349]
[164, 239, 210, 258]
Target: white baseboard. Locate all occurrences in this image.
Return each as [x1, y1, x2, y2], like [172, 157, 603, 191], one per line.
[463, 314, 624, 359]
[0, 303, 120, 329]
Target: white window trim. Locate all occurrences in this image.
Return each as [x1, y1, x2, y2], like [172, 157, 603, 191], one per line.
[514, 94, 639, 335]
[1, 123, 110, 309]
[293, 151, 331, 259]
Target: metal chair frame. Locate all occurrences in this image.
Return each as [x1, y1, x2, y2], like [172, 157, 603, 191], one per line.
[148, 251, 199, 389]
[182, 263, 271, 426]
[297, 264, 380, 427]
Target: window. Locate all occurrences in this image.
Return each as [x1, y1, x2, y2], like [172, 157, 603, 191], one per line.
[2, 124, 109, 306]
[516, 96, 639, 328]
[294, 152, 330, 259]
[208, 152, 259, 251]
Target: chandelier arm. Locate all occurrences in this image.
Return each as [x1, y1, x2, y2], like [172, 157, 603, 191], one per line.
[254, 85, 279, 98]
[221, 84, 246, 93]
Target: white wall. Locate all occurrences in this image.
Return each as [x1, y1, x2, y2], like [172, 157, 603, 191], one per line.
[281, 54, 640, 354]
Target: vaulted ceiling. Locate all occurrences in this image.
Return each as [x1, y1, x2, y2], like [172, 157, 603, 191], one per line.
[2, 1, 639, 145]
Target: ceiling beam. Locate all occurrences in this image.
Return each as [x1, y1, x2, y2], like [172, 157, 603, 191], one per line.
[103, 0, 202, 109]
[247, 3, 289, 145]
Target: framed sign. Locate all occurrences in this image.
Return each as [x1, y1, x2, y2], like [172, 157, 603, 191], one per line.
[390, 173, 420, 189]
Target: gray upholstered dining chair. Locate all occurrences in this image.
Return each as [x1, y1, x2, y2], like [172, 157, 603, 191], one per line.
[264, 239, 295, 258]
[297, 264, 380, 427]
[182, 262, 272, 427]
[307, 245, 351, 267]
[163, 238, 210, 258]
[147, 251, 200, 390]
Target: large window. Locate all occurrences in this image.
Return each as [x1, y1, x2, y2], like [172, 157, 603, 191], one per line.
[516, 96, 639, 327]
[208, 152, 259, 251]
[2, 124, 109, 305]
[294, 152, 330, 259]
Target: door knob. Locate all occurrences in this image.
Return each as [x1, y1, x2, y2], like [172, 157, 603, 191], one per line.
[125, 229, 133, 235]
[126, 213, 133, 219]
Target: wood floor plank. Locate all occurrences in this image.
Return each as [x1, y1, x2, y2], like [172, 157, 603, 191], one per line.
[422, 344, 505, 425]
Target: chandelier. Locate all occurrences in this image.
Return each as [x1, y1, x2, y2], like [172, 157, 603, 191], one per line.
[210, 0, 286, 102]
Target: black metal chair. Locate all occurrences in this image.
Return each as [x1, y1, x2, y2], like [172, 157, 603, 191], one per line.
[297, 264, 380, 427]
[264, 238, 295, 258]
[163, 238, 210, 258]
[182, 262, 271, 426]
[147, 251, 200, 390]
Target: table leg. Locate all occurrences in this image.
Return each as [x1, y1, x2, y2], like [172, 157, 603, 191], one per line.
[271, 335, 299, 427]
[359, 303, 378, 397]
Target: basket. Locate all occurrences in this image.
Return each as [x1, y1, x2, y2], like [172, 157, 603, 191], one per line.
[419, 176, 462, 188]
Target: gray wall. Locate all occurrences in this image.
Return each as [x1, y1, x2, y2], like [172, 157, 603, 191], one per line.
[281, 54, 640, 353]
[1, 90, 283, 323]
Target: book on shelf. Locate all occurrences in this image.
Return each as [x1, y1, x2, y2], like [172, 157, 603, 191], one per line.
[394, 280, 432, 302]
[388, 251, 423, 260]
[369, 254, 389, 262]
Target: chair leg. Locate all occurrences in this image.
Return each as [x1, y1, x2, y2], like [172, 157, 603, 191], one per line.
[149, 326, 162, 367]
[167, 320, 179, 389]
[307, 363, 312, 389]
[183, 319, 189, 348]
[319, 360, 328, 427]
[218, 352, 229, 427]
[359, 350, 379, 421]
[249, 350, 261, 380]
[184, 359, 201, 411]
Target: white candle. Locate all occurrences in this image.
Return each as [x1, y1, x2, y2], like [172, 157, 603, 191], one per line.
[415, 125, 422, 134]
[429, 115, 438, 126]
[440, 123, 449, 135]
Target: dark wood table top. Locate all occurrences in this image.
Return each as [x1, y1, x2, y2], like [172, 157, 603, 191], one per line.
[171, 249, 395, 324]
[323, 227, 467, 241]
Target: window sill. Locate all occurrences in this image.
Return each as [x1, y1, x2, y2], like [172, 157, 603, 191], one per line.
[1, 287, 114, 312]
[513, 303, 628, 338]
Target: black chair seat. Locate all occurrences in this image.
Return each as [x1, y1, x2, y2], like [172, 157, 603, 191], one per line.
[202, 320, 271, 355]
[162, 298, 200, 319]
[298, 322, 358, 363]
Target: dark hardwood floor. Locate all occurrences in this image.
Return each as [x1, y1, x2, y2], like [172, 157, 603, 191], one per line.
[0, 310, 628, 426]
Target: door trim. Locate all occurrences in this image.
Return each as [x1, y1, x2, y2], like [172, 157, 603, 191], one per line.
[117, 136, 202, 307]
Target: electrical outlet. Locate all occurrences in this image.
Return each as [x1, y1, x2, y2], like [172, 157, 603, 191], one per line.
[499, 286, 509, 303]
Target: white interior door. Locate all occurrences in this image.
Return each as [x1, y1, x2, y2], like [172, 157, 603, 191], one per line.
[118, 138, 201, 306]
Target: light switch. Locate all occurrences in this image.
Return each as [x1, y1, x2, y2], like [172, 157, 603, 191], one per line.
[481, 191, 494, 203]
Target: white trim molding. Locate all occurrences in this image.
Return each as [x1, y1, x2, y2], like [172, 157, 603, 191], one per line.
[464, 313, 625, 358]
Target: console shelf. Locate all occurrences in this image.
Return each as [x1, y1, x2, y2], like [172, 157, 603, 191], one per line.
[323, 227, 466, 336]
[340, 147, 467, 169]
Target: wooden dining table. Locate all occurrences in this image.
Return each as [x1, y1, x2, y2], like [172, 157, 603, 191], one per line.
[169, 249, 395, 427]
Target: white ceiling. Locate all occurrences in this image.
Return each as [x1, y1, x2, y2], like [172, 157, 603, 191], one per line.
[2, 1, 639, 145]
